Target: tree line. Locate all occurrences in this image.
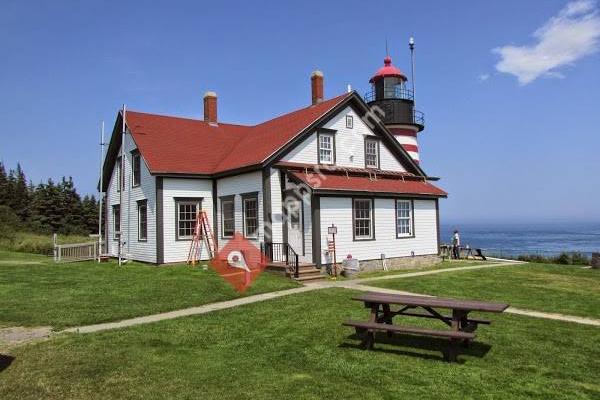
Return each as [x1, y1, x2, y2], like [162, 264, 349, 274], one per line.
[0, 162, 99, 236]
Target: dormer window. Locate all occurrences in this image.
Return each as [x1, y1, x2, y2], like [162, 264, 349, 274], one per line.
[365, 138, 379, 169]
[318, 132, 334, 165]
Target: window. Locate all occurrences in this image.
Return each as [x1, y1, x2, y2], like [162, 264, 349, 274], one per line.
[112, 205, 121, 239]
[131, 152, 141, 187]
[176, 199, 201, 240]
[353, 199, 373, 240]
[318, 133, 334, 164]
[346, 115, 353, 129]
[116, 156, 123, 192]
[396, 200, 413, 237]
[289, 201, 300, 229]
[221, 197, 235, 238]
[243, 194, 258, 239]
[138, 200, 147, 241]
[365, 138, 379, 169]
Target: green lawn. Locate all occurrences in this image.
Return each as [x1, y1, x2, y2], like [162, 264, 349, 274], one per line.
[1, 288, 598, 399]
[369, 263, 600, 319]
[347, 260, 486, 279]
[0, 251, 299, 329]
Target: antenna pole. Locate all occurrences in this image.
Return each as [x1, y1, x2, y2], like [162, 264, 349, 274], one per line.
[98, 121, 105, 262]
[119, 104, 126, 267]
[409, 36, 416, 106]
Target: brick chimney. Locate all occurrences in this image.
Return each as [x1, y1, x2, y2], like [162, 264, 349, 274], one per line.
[203, 91, 217, 124]
[311, 71, 324, 105]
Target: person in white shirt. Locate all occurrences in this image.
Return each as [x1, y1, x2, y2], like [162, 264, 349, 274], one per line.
[452, 230, 461, 259]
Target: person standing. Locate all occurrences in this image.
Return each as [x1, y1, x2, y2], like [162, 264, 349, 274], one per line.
[452, 230, 461, 259]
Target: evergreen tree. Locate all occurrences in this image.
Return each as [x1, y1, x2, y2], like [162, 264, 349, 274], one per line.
[0, 162, 8, 207]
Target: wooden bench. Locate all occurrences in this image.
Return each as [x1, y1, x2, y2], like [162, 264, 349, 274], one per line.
[343, 320, 475, 362]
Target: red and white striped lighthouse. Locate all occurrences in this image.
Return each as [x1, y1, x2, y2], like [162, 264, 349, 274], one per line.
[364, 55, 424, 163]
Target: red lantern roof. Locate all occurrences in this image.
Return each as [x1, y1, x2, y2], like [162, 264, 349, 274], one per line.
[369, 56, 407, 83]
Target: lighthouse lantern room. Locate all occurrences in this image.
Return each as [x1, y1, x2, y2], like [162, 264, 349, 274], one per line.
[364, 50, 424, 163]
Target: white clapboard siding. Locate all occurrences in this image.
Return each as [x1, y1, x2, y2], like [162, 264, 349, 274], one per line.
[162, 178, 214, 263]
[105, 134, 157, 263]
[269, 168, 284, 243]
[319, 197, 438, 264]
[216, 171, 263, 250]
[282, 106, 407, 172]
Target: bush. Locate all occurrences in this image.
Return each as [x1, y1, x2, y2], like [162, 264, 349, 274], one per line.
[0, 231, 91, 255]
[515, 252, 590, 266]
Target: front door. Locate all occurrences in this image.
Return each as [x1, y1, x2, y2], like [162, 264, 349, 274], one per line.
[286, 199, 303, 257]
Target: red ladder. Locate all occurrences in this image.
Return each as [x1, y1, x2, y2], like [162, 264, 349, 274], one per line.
[187, 210, 216, 266]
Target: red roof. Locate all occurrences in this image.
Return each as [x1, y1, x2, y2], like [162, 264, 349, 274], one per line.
[369, 56, 407, 83]
[288, 169, 446, 197]
[125, 93, 351, 175]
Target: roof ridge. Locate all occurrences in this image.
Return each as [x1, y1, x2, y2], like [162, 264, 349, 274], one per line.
[125, 92, 350, 129]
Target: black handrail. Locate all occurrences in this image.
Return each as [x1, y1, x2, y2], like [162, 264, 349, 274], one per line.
[262, 242, 299, 278]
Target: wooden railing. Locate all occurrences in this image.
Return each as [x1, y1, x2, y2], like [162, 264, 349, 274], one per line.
[54, 241, 104, 263]
[262, 242, 300, 278]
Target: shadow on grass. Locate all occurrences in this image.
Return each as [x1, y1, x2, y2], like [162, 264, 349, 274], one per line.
[340, 332, 492, 363]
[0, 354, 15, 373]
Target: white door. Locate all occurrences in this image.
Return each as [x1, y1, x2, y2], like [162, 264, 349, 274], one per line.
[287, 199, 303, 257]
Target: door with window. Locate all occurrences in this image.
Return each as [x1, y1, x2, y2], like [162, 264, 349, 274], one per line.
[286, 199, 304, 258]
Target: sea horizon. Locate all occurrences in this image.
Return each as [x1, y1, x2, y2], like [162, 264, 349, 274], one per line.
[440, 220, 600, 258]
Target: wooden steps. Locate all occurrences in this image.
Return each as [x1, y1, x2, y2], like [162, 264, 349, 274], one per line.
[265, 262, 325, 282]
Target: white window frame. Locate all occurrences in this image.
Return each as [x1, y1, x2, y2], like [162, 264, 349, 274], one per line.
[346, 114, 353, 129]
[116, 156, 123, 192]
[131, 152, 141, 187]
[112, 205, 120, 240]
[137, 200, 147, 241]
[396, 200, 413, 238]
[318, 133, 334, 165]
[365, 138, 379, 169]
[221, 197, 235, 238]
[176, 199, 201, 240]
[353, 198, 374, 240]
[243, 195, 259, 239]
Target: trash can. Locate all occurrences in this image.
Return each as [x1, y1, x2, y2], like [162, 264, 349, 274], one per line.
[342, 256, 360, 277]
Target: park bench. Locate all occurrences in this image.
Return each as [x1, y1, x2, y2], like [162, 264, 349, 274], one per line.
[343, 292, 508, 362]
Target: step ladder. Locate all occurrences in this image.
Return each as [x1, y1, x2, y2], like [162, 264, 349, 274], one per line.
[187, 210, 216, 266]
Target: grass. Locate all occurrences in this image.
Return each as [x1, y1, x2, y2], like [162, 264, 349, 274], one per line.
[345, 260, 485, 279]
[0, 251, 299, 329]
[1, 288, 598, 399]
[0, 232, 91, 255]
[369, 263, 600, 319]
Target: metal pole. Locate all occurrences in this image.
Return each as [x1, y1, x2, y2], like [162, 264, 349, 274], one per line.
[119, 105, 126, 267]
[409, 36, 416, 106]
[98, 121, 105, 262]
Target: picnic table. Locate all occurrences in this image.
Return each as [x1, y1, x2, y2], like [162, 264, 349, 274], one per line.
[440, 244, 487, 261]
[343, 292, 509, 362]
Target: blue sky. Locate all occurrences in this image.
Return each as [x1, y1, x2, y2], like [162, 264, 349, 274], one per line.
[1, 0, 599, 223]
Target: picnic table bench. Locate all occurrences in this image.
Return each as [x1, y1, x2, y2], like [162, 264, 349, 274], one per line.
[343, 292, 509, 362]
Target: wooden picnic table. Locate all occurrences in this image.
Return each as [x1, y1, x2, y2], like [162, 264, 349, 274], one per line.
[343, 292, 509, 362]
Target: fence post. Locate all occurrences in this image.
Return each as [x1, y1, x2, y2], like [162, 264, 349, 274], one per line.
[53, 233, 58, 262]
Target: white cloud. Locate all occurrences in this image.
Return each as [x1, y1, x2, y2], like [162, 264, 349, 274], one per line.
[493, 0, 600, 85]
[478, 73, 490, 82]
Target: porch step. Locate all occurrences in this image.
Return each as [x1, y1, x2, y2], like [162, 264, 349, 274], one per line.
[265, 262, 326, 282]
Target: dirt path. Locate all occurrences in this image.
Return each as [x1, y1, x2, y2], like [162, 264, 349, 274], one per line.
[0, 326, 52, 351]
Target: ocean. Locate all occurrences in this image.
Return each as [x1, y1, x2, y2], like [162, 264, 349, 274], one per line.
[440, 222, 600, 258]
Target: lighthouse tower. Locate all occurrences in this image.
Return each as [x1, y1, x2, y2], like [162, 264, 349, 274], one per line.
[364, 56, 424, 163]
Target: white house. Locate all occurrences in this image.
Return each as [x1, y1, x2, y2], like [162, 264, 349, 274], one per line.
[101, 57, 446, 274]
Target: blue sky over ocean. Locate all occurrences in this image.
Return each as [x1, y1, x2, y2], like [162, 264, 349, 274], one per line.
[1, 0, 599, 223]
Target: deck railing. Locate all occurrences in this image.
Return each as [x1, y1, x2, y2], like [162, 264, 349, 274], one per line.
[262, 242, 300, 278]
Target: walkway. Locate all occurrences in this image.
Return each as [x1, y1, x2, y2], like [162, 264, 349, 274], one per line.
[61, 260, 600, 335]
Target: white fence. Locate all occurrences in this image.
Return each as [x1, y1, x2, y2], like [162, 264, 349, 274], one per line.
[53, 234, 107, 263]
